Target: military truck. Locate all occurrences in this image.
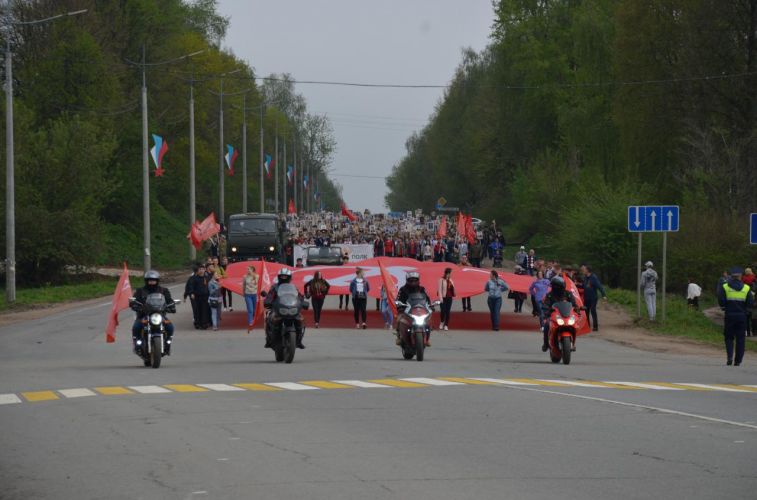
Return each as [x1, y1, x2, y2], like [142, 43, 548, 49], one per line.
[227, 213, 285, 263]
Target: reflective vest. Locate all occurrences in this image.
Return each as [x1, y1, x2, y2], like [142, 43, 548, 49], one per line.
[723, 283, 749, 302]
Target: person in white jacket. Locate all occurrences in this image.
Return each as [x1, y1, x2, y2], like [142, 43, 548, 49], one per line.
[640, 261, 658, 321]
[687, 278, 702, 310]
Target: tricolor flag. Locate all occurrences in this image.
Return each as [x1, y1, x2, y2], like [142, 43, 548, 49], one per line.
[225, 144, 238, 176]
[303, 174, 309, 191]
[287, 165, 294, 185]
[264, 154, 273, 178]
[150, 134, 168, 177]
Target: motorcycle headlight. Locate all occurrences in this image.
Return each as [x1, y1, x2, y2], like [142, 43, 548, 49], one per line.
[568, 316, 576, 326]
[269, 246, 275, 252]
[231, 246, 238, 253]
[556, 318, 565, 326]
[149, 313, 163, 326]
[279, 307, 298, 316]
[412, 313, 429, 325]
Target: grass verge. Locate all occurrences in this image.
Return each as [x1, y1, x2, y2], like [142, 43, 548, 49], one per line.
[607, 288, 756, 352]
[0, 278, 116, 313]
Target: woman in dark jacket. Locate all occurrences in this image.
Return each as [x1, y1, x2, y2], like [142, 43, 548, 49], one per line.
[305, 271, 331, 328]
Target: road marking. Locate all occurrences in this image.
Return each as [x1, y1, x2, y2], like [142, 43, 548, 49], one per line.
[0, 394, 22, 405]
[164, 384, 209, 393]
[265, 382, 320, 391]
[94, 386, 134, 395]
[130, 385, 172, 394]
[197, 384, 245, 392]
[22, 391, 59, 402]
[233, 383, 282, 391]
[58, 388, 96, 398]
[469, 378, 538, 386]
[515, 379, 574, 387]
[299, 381, 354, 389]
[646, 382, 713, 391]
[367, 379, 429, 388]
[401, 377, 464, 386]
[676, 383, 751, 393]
[332, 380, 392, 388]
[438, 377, 500, 385]
[605, 382, 683, 390]
[540, 380, 612, 388]
[559, 381, 641, 390]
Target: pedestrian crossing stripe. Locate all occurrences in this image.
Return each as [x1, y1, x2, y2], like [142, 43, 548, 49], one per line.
[3, 377, 757, 405]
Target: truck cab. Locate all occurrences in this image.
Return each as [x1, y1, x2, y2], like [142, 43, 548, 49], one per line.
[227, 213, 284, 263]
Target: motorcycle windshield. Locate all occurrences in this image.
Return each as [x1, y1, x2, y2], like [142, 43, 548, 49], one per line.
[276, 284, 299, 308]
[554, 301, 573, 317]
[145, 293, 166, 313]
[406, 293, 428, 307]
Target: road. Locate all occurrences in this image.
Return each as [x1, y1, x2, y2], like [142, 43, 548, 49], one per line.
[1, 288, 755, 500]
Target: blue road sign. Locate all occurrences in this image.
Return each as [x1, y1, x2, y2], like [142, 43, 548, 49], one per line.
[628, 205, 680, 232]
[751, 213, 757, 244]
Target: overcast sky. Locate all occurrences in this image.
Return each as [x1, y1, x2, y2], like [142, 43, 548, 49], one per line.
[217, 0, 495, 213]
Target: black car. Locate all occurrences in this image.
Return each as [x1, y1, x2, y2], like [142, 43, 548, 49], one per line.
[304, 245, 344, 266]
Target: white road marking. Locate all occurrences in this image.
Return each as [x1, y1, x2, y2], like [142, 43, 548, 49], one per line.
[265, 382, 320, 391]
[470, 378, 538, 386]
[217, 458, 229, 461]
[493, 384, 757, 430]
[129, 385, 172, 394]
[58, 388, 96, 398]
[197, 384, 245, 392]
[0, 394, 21, 405]
[676, 383, 751, 393]
[400, 378, 463, 386]
[540, 379, 604, 388]
[332, 380, 392, 388]
[605, 382, 683, 390]
[734, 441, 745, 443]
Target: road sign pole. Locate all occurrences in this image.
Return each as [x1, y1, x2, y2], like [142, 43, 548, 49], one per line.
[662, 231, 667, 322]
[637, 233, 642, 319]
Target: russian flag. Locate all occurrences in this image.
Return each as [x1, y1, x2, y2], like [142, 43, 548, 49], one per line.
[264, 154, 273, 178]
[287, 165, 294, 185]
[150, 134, 168, 177]
[225, 144, 238, 176]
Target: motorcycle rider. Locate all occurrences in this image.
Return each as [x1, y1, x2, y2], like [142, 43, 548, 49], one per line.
[540, 276, 579, 353]
[395, 271, 432, 347]
[263, 268, 306, 349]
[131, 270, 176, 354]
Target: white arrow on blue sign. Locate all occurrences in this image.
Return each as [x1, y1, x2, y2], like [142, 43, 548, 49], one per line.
[628, 205, 680, 232]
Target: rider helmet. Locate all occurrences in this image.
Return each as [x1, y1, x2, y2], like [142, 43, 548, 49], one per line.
[278, 268, 293, 284]
[405, 271, 420, 288]
[144, 270, 160, 289]
[550, 276, 565, 295]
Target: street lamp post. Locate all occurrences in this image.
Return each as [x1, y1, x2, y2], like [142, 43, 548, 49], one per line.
[4, 9, 87, 302]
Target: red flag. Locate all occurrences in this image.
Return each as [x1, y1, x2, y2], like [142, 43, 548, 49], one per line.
[252, 261, 272, 328]
[340, 202, 358, 222]
[436, 216, 447, 238]
[288, 199, 297, 214]
[378, 258, 398, 317]
[456, 212, 465, 238]
[105, 263, 133, 343]
[187, 212, 221, 249]
[465, 214, 477, 245]
[564, 273, 591, 335]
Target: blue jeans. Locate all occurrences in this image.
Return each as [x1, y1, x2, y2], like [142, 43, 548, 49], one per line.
[210, 304, 222, 328]
[380, 300, 393, 325]
[487, 296, 502, 330]
[533, 298, 545, 328]
[244, 294, 257, 325]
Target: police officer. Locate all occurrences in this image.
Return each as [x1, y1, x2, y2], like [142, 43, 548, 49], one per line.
[717, 267, 754, 366]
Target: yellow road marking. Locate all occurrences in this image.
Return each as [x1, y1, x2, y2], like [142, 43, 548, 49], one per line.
[299, 381, 354, 389]
[714, 384, 757, 393]
[233, 383, 282, 391]
[367, 379, 429, 388]
[22, 391, 59, 402]
[438, 377, 500, 385]
[163, 384, 208, 393]
[508, 378, 572, 387]
[647, 382, 713, 391]
[94, 386, 134, 395]
[574, 381, 642, 390]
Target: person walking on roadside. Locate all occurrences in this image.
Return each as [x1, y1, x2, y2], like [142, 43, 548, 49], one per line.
[485, 270, 509, 331]
[207, 271, 223, 331]
[339, 254, 351, 310]
[305, 271, 330, 328]
[581, 264, 607, 331]
[640, 261, 658, 321]
[686, 278, 702, 311]
[514, 246, 527, 268]
[184, 265, 199, 328]
[242, 265, 259, 333]
[718, 267, 754, 366]
[438, 267, 455, 330]
[350, 267, 370, 329]
[470, 240, 484, 268]
[188, 264, 210, 329]
[526, 249, 537, 276]
[460, 255, 473, 311]
[529, 270, 550, 330]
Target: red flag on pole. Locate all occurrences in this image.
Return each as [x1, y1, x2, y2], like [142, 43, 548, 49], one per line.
[340, 202, 358, 222]
[456, 212, 465, 238]
[465, 214, 477, 244]
[436, 216, 447, 238]
[564, 272, 591, 335]
[105, 263, 133, 343]
[187, 212, 221, 250]
[252, 261, 272, 328]
[378, 258, 398, 317]
[288, 199, 297, 214]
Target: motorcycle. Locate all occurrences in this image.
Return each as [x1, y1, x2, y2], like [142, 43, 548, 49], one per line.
[264, 283, 309, 364]
[546, 300, 580, 365]
[395, 294, 440, 362]
[129, 294, 179, 369]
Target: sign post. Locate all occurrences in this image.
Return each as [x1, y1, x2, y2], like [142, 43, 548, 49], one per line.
[628, 205, 680, 321]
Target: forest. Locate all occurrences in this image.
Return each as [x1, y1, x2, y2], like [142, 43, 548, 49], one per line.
[0, 0, 342, 284]
[386, 0, 757, 289]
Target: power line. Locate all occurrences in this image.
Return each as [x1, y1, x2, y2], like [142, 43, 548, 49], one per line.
[330, 172, 387, 179]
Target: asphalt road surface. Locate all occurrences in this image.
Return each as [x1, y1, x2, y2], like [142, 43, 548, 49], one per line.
[1, 288, 755, 500]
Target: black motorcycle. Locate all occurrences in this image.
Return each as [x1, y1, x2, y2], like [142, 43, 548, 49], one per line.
[395, 294, 440, 361]
[264, 283, 309, 363]
[129, 294, 179, 369]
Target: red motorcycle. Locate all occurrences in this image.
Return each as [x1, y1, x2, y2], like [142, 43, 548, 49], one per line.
[547, 301, 580, 365]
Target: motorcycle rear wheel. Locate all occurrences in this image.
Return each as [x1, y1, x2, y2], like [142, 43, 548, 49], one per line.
[561, 337, 572, 365]
[150, 337, 162, 369]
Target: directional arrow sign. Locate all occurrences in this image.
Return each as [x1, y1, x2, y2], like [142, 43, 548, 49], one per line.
[646, 206, 662, 231]
[751, 213, 757, 244]
[661, 205, 679, 232]
[628, 206, 645, 232]
[628, 205, 680, 232]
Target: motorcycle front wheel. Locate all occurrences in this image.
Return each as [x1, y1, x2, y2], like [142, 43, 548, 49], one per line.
[561, 337, 572, 365]
[150, 337, 162, 369]
[284, 329, 296, 364]
[414, 330, 425, 361]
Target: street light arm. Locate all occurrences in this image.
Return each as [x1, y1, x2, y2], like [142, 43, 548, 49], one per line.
[125, 49, 205, 67]
[11, 9, 87, 26]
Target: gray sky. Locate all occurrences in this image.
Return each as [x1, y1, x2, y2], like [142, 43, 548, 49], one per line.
[217, 0, 495, 213]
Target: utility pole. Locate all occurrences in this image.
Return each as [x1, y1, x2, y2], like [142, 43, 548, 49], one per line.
[241, 93, 247, 213]
[189, 74, 196, 260]
[259, 104, 264, 213]
[141, 45, 150, 271]
[274, 122, 278, 213]
[4, 9, 87, 301]
[283, 140, 287, 212]
[218, 77, 225, 223]
[293, 135, 297, 215]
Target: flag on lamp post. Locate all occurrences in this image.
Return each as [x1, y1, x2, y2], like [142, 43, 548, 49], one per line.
[150, 134, 168, 177]
[303, 174, 309, 191]
[264, 153, 273, 178]
[287, 165, 294, 185]
[225, 144, 238, 176]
